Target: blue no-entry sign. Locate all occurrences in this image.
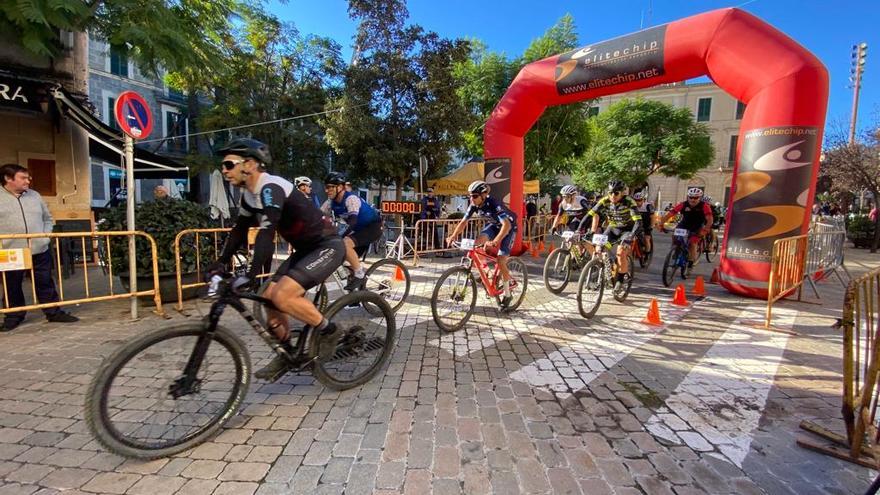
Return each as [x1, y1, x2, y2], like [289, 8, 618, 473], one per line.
[114, 91, 153, 140]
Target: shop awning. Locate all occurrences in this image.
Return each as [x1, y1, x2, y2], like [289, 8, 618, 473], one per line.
[51, 87, 189, 179]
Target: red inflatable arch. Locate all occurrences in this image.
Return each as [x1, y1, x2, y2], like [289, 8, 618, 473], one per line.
[483, 7, 828, 298]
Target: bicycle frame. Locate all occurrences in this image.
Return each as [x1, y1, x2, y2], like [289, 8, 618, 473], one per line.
[671, 234, 690, 266]
[460, 247, 506, 298]
[177, 283, 308, 397]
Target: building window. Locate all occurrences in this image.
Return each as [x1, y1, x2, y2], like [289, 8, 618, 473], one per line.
[697, 98, 712, 122]
[164, 110, 187, 153]
[27, 158, 56, 196]
[727, 135, 738, 167]
[91, 164, 105, 201]
[110, 47, 129, 77]
[587, 106, 599, 117]
[107, 96, 119, 130]
[735, 101, 746, 120]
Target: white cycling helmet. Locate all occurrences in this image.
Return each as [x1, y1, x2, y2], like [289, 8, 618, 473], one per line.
[294, 176, 312, 187]
[632, 190, 647, 200]
[686, 187, 704, 198]
[467, 180, 489, 195]
[560, 185, 577, 196]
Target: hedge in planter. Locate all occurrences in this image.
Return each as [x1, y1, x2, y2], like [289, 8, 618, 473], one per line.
[846, 214, 876, 249]
[99, 199, 218, 276]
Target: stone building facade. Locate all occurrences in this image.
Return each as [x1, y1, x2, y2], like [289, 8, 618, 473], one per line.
[0, 31, 92, 226]
[87, 37, 191, 208]
[591, 81, 744, 209]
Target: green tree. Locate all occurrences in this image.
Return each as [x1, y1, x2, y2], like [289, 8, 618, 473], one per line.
[573, 98, 714, 191]
[193, 12, 344, 178]
[821, 123, 880, 251]
[453, 15, 592, 187]
[322, 0, 470, 197]
[0, 0, 243, 74]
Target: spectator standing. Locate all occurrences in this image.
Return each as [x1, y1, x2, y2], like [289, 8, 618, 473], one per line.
[0, 164, 78, 331]
[421, 187, 443, 254]
[869, 203, 878, 223]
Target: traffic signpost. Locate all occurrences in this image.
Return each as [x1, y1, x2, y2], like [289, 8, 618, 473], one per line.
[114, 91, 153, 319]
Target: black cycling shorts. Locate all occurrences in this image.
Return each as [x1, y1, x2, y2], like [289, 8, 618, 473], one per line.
[273, 236, 345, 290]
[349, 220, 383, 249]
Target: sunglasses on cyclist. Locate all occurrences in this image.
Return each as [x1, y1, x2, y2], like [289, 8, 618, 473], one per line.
[687, 196, 701, 201]
[221, 158, 247, 170]
[610, 190, 623, 196]
[469, 193, 482, 198]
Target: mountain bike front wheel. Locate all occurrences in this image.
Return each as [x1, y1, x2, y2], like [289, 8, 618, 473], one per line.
[85, 323, 250, 459]
[431, 266, 477, 332]
[576, 258, 605, 319]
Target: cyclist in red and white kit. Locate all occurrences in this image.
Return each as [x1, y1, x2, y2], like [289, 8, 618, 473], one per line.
[658, 187, 714, 269]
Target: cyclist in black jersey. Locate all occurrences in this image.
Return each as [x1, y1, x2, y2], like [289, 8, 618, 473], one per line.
[632, 189, 655, 254]
[658, 187, 714, 267]
[580, 180, 642, 290]
[206, 138, 345, 381]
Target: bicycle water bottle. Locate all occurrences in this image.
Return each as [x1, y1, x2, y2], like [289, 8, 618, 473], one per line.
[207, 275, 223, 297]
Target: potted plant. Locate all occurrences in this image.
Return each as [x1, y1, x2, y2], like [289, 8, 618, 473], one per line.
[846, 214, 875, 248]
[99, 198, 217, 303]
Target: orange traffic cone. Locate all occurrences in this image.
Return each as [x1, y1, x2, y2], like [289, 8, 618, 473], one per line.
[394, 265, 406, 282]
[642, 298, 663, 326]
[672, 284, 689, 306]
[710, 268, 720, 285]
[538, 240, 546, 253]
[530, 243, 539, 258]
[693, 276, 706, 297]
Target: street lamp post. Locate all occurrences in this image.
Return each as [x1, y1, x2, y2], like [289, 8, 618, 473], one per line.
[849, 42, 868, 210]
[849, 42, 868, 145]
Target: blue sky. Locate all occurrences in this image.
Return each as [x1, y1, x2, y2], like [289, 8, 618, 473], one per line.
[273, 0, 878, 135]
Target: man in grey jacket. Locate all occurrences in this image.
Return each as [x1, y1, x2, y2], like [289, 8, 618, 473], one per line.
[1, 164, 78, 331]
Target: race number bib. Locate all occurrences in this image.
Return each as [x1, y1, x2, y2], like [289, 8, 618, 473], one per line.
[459, 238, 475, 251]
[561, 231, 575, 241]
[591, 234, 608, 245]
[674, 228, 689, 237]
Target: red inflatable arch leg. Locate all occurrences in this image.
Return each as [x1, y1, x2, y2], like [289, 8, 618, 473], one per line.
[483, 8, 828, 298]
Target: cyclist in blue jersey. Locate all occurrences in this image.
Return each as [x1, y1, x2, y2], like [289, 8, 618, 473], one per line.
[445, 180, 518, 309]
[321, 172, 383, 291]
[294, 176, 322, 208]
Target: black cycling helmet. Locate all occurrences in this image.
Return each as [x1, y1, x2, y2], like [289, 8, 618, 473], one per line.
[607, 180, 626, 193]
[325, 171, 348, 185]
[217, 138, 272, 167]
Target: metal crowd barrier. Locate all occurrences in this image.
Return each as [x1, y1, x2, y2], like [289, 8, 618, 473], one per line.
[798, 266, 880, 468]
[806, 230, 851, 284]
[0, 231, 163, 317]
[412, 218, 485, 265]
[765, 230, 850, 328]
[173, 228, 289, 311]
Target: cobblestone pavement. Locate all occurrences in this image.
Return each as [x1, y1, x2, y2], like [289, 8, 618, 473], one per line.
[0, 235, 877, 494]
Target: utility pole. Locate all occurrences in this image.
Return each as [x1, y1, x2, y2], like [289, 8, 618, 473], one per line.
[849, 42, 868, 144]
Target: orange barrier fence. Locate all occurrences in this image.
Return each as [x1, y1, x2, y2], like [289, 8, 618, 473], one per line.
[0, 231, 163, 318]
[173, 228, 289, 311]
[765, 230, 849, 328]
[524, 215, 554, 247]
